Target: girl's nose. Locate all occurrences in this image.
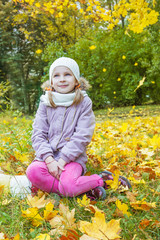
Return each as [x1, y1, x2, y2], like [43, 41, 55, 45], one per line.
[59, 75, 65, 81]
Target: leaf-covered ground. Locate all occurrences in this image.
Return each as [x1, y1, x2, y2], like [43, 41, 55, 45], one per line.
[0, 106, 160, 240]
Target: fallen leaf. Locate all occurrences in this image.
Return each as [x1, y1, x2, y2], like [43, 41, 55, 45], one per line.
[80, 234, 98, 240]
[105, 170, 120, 190]
[107, 196, 118, 204]
[21, 207, 43, 227]
[2, 199, 11, 205]
[0, 185, 4, 195]
[27, 194, 51, 209]
[116, 199, 132, 217]
[125, 191, 137, 202]
[85, 204, 104, 214]
[129, 177, 145, 184]
[131, 199, 156, 211]
[49, 203, 77, 236]
[79, 210, 121, 239]
[77, 194, 90, 207]
[33, 233, 50, 240]
[60, 229, 80, 240]
[44, 202, 58, 221]
[139, 219, 151, 229]
[13, 233, 20, 240]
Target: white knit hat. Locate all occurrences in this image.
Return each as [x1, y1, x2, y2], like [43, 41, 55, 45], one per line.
[49, 57, 80, 85]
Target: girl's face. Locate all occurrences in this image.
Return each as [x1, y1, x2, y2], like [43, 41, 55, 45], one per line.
[52, 66, 78, 94]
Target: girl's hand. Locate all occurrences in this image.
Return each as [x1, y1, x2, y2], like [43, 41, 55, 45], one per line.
[57, 158, 66, 177]
[45, 156, 65, 180]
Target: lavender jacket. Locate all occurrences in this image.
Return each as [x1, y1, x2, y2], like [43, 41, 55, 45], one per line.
[32, 95, 95, 173]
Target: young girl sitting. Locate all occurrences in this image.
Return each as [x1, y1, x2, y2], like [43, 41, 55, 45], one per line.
[0, 57, 131, 199]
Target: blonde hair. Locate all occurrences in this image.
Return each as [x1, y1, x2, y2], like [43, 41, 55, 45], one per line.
[41, 77, 91, 108]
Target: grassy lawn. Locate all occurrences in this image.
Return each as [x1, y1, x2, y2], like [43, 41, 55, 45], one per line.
[0, 106, 160, 240]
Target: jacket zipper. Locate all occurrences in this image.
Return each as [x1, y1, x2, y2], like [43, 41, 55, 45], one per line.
[55, 107, 67, 151]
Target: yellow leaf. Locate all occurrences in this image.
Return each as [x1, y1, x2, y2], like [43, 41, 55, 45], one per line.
[33, 234, 50, 240]
[130, 199, 156, 211]
[0, 185, 4, 195]
[122, 55, 126, 60]
[35, 49, 42, 54]
[2, 199, 11, 205]
[134, 76, 145, 92]
[105, 170, 120, 190]
[21, 207, 43, 227]
[80, 234, 98, 240]
[77, 194, 90, 207]
[79, 210, 121, 239]
[85, 204, 104, 214]
[116, 199, 132, 217]
[89, 45, 96, 50]
[35, 2, 41, 8]
[27, 194, 51, 209]
[103, 68, 106, 72]
[129, 177, 145, 184]
[44, 202, 58, 221]
[49, 203, 77, 235]
[120, 123, 128, 133]
[13, 233, 20, 240]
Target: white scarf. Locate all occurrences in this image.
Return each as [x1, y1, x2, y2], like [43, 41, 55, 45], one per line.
[40, 91, 87, 107]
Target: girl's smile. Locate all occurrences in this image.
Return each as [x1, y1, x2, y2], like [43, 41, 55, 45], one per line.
[52, 66, 78, 94]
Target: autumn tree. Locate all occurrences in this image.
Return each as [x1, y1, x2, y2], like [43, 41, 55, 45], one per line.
[1, 0, 159, 112]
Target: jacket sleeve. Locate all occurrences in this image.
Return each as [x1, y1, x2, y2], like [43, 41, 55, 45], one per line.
[60, 97, 95, 163]
[31, 101, 54, 161]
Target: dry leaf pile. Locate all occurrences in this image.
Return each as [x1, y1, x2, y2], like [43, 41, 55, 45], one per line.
[0, 112, 160, 239]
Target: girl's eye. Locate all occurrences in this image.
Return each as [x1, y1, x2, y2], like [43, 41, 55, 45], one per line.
[65, 73, 71, 76]
[53, 74, 59, 77]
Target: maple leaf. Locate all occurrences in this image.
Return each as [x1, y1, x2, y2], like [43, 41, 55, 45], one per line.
[21, 207, 43, 227]
[60, 229, 80, 240]
[77, 194, 90, 207]
[125, 191, 137, 202]
[115, 199, 132, 217]
[44, 202, 58, 221]
[85, 204, 104, 214]
[79, 210, 121, 239]
[105, 170, 120, 190]
[128, 177, 145, 184]
[33, 234, 50, 240]
[139, 219, 151, 229]
[0, 185, 4, 195]
[27, 194, 51, 209]
[13, 233, 20, 240]
[80, 234, 98, 240]
[130, 198, 156, 211]
[49, 203, 77, 236]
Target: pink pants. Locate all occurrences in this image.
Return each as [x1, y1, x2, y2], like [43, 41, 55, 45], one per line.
[26, 161, 103, 197]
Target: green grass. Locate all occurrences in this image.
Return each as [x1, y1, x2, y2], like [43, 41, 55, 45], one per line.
[0, 106, 160, 239]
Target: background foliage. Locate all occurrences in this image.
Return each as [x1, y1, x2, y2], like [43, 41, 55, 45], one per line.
[0, 0, 160, 112]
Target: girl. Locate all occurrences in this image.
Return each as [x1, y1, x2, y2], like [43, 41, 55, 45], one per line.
[0, 57, 131, 199]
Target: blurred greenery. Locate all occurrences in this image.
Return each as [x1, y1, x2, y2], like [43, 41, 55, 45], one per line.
[0, 0, 160, 113]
